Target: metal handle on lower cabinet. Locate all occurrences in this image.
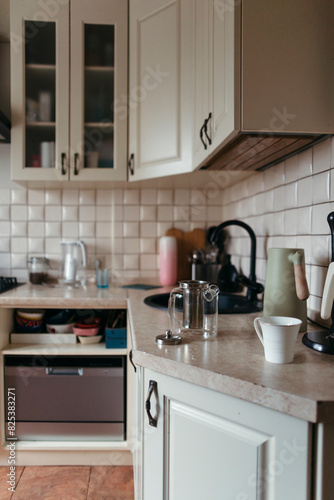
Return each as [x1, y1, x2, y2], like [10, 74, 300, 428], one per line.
[200, 122, 207, 149]
[74, 153, 79, 175]
[61, 152, 67, 175]
[145, 379, 157, 427]
[46, 367, 83, 376]
[204, 112, 212, 146]
[128, 153, 134, 176]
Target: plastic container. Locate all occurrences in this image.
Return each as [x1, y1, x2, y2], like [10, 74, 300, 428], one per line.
[27, 256, 49, 284]
[159, 236, 177, 286]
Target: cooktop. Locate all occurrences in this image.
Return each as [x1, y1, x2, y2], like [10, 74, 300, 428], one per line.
[0, 277, 25, 294]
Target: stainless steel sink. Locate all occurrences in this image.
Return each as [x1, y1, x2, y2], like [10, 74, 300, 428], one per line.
[144, 292, 262, 314]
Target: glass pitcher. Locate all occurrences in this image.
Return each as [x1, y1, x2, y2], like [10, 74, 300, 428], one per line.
[168, 280, 219, 338]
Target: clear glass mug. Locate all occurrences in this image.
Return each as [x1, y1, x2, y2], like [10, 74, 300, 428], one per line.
[168, 280, 219, 338]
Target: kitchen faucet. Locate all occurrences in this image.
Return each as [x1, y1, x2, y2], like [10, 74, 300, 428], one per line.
[209, 219, 263, 302]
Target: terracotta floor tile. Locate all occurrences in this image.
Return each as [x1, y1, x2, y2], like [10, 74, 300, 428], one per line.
[11, 466, 90, 500]
[87, 466, 134, 500]
[0, 466, 24, 500]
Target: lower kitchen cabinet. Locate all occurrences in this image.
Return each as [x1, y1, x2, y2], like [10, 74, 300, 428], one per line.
[135, 368, 312, 500]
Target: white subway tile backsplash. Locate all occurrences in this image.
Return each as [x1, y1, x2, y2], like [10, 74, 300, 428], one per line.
[140, 238, 156, 254]
[123, 238, 140, 254]
[0, 253, 10, 270]
[45, 222, 61, 238]
[311, 234, 330, 266]
[96, 222, 112, 238]
[113, 238, 123, 254]
[284, 182, 297, 209]
[273, 186, 285, 212]
[28, 222, 44, 238]
[28, 206, 44, 221]
[123, 254, 139, 270]
[157, 205, 173, 221]
[0, 206, 10, 220]
[79, 222, 95, 238]
[312, 203, 331, 235]
[310, 265, 327, 297]
[112, 189, 123, 204]
[0, 237, 10, 252]
[140, 254, 156, 270]
[28, 238, 44, 253]
[123, 222, 139, 238]
[190, 189, 206, 205]
[62, 222, 79, 238]
[11, 205, 28, 221]
[157, 222, 171, 237]
[190, 205, 207, 222]
[28, 189, 45, 205]
[174, 189, 189, 205]
[140, 222, 157, 237]
[79, 190, 95, 205]
[140, 205, 156, 221]
[11, 189, 27, 205]
[173, 205, 189, 221]
[123, 189, 139, 205]
[95, 238, 112, 254]
[45, 190, 61, 205]
[11, 253, 27, 269]
[140, 189, 157, 205]
[0, 189, 10, 205]
[45, 238, 61, 255]
[123, 205, 140, 221]
[62, 190, 79, 205]
[97, 205, 113, 222]
[79, 206, 96, 222]
[298, 148, 312, 178]
[45, 205, 61, 221]
[312, 171, 330, 205]
[297, 207, 312, 235]
[157, 189, 173, 205]
[284, 208, 298, 235]
[96, 189, 112, 205]
[11, 222, 27, 237]
[113, 222, 123, 238]
[313, 139, 331, 174]
[297, 177, 313, 207]
[285, 155, 299, 183]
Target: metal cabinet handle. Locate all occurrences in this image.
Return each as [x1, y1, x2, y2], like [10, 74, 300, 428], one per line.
[128, 153, 134, 176]
[145, 379, 157, 427]
[74, 153, 79, 175]
[46, 367, 83, 376]
[61, 152, 67, 175]
[200, 122, 207, 149]
[204, 112, 212, 146]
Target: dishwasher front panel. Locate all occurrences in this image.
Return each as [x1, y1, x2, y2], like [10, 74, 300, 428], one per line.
[4, 355, 126, 441]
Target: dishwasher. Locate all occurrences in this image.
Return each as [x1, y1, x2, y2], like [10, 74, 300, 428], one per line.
[4, 355, 126, 441]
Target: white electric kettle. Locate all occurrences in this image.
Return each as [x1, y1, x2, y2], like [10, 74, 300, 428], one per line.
[60, 240, 87, 285]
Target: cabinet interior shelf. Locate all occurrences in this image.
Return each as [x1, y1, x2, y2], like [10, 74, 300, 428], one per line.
[25, 63, 56, 71]
[85, 122, 114, 128]
[26, 122, 55, 127]
[85, 66, 114, 72]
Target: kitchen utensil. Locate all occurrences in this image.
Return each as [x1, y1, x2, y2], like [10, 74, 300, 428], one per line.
[254, 316, 302, 364]
[159, 236, 177, 286]
[165, 228, 206, 280]
[60, 240, 87, 285]
[168, 280, 219, 338]
[303, 212, 334, 354]
[263, 248, 309, 333]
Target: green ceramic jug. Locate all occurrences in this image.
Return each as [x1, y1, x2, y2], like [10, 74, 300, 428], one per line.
[263, 248, 309, 333]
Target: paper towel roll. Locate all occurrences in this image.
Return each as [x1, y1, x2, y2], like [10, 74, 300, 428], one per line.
[41, 142, 51, 168]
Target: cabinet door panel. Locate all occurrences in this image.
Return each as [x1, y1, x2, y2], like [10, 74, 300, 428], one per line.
[129, 0, 194, 181]
[10, 0, 69, 182]
[167, 399, 271, 500]
[70, 0, 128, 181]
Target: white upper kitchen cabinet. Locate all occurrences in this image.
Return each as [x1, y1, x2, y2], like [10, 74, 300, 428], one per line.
[128, 0, 195, 181]
[193, 0, 238, 169]
[10, 0, 127, 183]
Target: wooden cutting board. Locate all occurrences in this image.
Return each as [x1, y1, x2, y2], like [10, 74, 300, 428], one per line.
[165, 228, 206, 281]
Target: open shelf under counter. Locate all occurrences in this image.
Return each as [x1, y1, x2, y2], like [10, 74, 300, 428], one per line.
[2, 343, 127, 356]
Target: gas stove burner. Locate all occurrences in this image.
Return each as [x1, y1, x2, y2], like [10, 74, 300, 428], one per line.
[0, 277, 25, 294]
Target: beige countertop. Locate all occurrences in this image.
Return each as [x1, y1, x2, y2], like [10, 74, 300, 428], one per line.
[1, 282, 334, 424]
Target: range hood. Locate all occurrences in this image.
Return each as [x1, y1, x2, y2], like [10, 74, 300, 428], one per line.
[0, 111, 10, 143]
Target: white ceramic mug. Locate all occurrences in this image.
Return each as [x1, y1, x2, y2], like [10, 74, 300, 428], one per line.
[254, 316, 302, 364]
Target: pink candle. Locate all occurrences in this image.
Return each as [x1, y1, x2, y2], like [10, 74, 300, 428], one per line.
[159, 236, 177, 286]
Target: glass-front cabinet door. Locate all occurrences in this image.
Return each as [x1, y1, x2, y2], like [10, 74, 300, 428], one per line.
[10, 0, 127, 183]
[70, 0, 127, 181]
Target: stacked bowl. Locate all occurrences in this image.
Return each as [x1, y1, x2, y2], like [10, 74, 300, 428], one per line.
[45, 309, 75, 333]
[16, 309, 45, 333]
[73, 317, 102, 344]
